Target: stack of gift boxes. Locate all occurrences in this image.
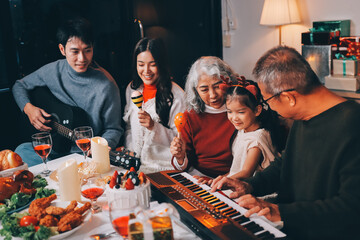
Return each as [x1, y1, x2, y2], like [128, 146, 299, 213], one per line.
[301, 20, 360, 91]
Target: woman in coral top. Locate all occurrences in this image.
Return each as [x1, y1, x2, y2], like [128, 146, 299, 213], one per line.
[170, 56, 238, 177]
[123, 38, 186, 173]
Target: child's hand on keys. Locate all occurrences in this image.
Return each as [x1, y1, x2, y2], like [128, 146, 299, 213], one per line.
[193, 175, 213, 185]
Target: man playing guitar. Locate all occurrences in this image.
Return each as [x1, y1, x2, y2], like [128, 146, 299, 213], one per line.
[12, 17, 123, 166]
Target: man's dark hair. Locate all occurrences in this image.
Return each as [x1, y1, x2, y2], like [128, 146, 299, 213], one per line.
[56, 17, 94, 47]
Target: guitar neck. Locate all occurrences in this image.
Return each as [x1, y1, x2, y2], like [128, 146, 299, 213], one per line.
[50, 120, 141, 171]
[51, 120, 116, 158]
[51, 121, 75, 141]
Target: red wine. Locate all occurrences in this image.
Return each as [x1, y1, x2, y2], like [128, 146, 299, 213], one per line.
[81, 187, 104, 200]
[112, 216, 129, 237]
[76, 139, 91, 152]
[34, 144, 51, 158]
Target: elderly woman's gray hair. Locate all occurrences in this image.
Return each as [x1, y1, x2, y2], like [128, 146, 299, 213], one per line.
[185, 56, 238, 113]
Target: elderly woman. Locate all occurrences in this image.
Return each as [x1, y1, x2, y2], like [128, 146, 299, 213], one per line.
[170, 56, 238, 177]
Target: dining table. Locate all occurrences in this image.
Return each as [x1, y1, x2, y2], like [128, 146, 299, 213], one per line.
[1, 153, 200, 240]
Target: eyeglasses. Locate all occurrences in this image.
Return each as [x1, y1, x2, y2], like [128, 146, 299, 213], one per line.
[263, 89, 296, 103]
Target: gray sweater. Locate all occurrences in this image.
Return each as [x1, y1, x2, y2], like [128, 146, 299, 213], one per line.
[12, 59, 123, 149]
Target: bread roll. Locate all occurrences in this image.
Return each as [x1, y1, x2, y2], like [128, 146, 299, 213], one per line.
[0, 150, 23, 171]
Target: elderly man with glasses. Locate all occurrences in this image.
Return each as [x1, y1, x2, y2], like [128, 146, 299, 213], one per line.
[210, 46, 360, 240]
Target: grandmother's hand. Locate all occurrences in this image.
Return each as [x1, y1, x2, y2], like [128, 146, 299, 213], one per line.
[170, 137, 186, 164]
[138, 110, 154, 130]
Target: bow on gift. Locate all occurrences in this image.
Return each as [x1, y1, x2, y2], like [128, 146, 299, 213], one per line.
[219, 75, 258, 100]
[335, 53, 357, 61]
[335, 53, 358, 76]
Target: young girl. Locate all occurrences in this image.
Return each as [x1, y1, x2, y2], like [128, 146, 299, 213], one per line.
[204, 79, 286, 186]
[123, 38, 186, 173]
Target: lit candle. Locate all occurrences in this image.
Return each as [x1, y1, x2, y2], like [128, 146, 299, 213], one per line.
[91, 137, 110, 173]
[58, 158, 81, 201]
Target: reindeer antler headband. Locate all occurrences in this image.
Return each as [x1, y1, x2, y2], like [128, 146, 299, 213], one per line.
[219, 75, 258, 100]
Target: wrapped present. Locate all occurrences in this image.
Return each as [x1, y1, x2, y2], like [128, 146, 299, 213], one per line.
[325, 75, 360, 91]
[339, 37, 360, 59]
[333, 53, 359, 76]
[129, 203, 175, 240]
[313, 20, 350, 37]
[348, 42, 360, 59]
[302, 28, 340, 45]
[302, 45, 332, 84]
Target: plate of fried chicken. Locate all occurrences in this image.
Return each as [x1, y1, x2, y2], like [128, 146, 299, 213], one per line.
[28, 193, 92, 239]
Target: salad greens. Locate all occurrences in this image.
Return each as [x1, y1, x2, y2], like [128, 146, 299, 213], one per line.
[0, 212, 52, 240]
[4, 192, 32, 211]
[32, 175, 48, 189]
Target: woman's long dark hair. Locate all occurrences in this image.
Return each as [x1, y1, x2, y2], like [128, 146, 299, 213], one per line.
[131, 38, 174, 128]
[226, 80, 287, 153]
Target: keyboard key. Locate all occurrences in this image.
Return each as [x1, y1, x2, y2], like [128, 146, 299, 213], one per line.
[234, 215, 249, 224]
[256, 231, 275, 239]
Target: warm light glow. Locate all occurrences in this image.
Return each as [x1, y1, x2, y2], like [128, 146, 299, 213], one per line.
[307, 55, 316, 62]
[260, 0, 301, 26]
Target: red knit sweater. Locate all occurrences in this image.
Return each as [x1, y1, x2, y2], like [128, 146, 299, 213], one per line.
[180, 110, 234, 177]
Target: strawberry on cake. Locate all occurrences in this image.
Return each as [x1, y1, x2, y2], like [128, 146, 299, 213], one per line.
[106, 167, 151, 209]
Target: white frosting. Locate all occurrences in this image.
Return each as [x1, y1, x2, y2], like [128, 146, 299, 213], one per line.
[106, 180, 151, 209]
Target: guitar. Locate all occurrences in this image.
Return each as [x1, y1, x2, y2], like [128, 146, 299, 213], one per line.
[29, 87, 141, 171]
[30, 87, 88, 153]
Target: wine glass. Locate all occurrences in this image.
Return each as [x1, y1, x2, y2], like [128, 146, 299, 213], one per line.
[74, 126, 93, 164]
[109, 200, 137, 239]
[80, 173, 105, 213]
[32, 132, 52, 176]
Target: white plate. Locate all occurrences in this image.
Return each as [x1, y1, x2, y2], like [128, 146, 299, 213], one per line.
[0, 162, 28, 177]
[49, 201, 91, 240]
[11, 201, 91, 240]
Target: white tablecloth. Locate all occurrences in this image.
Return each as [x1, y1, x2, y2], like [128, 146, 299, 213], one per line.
[1, 153, 200, 240]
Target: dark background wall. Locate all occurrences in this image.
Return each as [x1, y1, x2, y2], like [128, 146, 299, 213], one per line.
[0, 0, 222, 150]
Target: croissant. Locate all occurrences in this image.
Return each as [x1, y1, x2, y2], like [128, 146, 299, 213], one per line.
[0, 150, 23, 171]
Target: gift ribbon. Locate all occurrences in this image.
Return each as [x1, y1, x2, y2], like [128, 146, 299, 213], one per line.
[335, 53, 357, 75]
[309, 27, 325, 44]
[308, 27, 340, 44]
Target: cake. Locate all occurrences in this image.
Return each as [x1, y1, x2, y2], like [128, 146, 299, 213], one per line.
[106, 168, 151, 209]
